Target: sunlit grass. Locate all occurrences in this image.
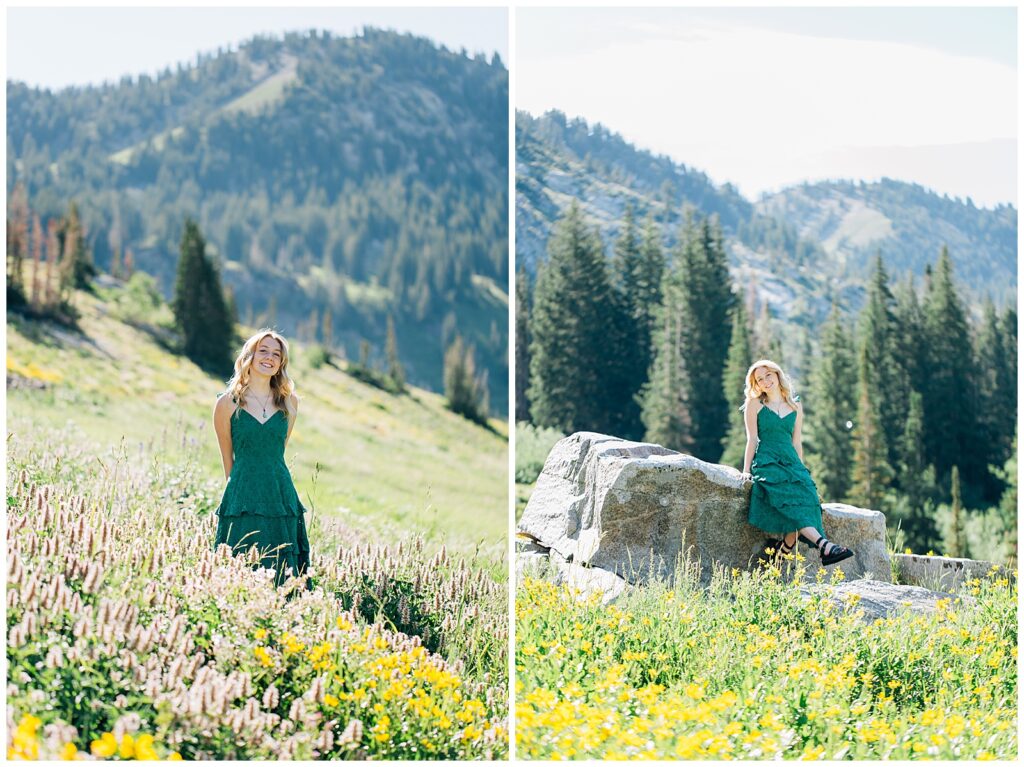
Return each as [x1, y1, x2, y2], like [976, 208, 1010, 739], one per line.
[6, 287, 507, 543]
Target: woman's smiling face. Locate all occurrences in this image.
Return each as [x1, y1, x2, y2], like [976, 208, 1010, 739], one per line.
[252, 336, 283, 377]
[754, 366, 777, 394]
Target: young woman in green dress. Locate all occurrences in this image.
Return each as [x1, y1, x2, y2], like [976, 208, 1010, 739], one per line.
[739, 359, 853, 566]
[213, 329, 310, 587]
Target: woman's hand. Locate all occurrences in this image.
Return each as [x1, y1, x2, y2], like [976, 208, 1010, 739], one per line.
[739, 471, 753, 482]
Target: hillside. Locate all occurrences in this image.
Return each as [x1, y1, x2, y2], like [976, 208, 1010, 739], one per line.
[7, 28, 509, 412]
[517, 110, 1017, 355]
[517, 111, 848, 341]
[759, 179, 1017, 306]
[5, 283, 508, 544]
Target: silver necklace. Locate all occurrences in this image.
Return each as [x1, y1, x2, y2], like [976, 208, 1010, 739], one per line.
[250, 391, 274, 418]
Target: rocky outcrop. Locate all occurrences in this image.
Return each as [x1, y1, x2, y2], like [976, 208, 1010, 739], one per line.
[893, 554, 1008, 593]
[517, 432, 891, 587]
[807, 580, 965, 623]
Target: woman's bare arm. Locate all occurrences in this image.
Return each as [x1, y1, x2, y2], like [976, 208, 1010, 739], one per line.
[285, 393, 300, 445]
[792, 400, 805, 462]
[741, 402, 760, 476]
[213, 394, 235, 479]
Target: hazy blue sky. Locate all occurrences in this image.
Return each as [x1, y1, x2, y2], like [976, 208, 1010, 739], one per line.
[518, 7, 1017, 207]
[7, 6, 508, 90]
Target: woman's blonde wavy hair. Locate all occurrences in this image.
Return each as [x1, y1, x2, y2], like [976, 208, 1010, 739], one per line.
[226, 329, 295, 417]
[742, 359, 798, 411]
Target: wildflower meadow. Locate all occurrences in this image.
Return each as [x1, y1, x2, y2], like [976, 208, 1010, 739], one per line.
[516, 557, 1016, 760]
[7, 426, 508, 760]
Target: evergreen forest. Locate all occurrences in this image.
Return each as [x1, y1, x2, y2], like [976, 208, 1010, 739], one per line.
[517, 110, 1017, 357]
[519, 201, 1017, 563]
[7, 28, 509, 412]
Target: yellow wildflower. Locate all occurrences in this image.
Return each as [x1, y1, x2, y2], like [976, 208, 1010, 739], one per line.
[119, 734, 136, 759]
[135, 734, 158, 760]
[91, 733, 118, 758]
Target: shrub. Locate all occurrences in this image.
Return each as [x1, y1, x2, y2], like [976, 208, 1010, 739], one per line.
[514, 423, 565, 484]
[306, 344, 330, 370]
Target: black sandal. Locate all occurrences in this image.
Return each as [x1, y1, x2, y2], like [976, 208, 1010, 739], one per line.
[763, 535, 797, 560]
[813, 535, 854, 566]
[778, 534, 797, 559]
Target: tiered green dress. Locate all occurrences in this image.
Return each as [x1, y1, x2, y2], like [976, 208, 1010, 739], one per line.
[748, 400, 825, 536]
[214, 406, 310, 586]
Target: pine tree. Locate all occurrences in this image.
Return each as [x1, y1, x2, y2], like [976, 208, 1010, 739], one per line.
[321, 308, 334, 351]
[444, 333, 487, 425]
[640, 263, 690, 449]
[805, 305, 856, 501]
[30, 214, 43, 309]
[678, 215, 735, 460]
[858, 254, 902, 468]
[611, 203, 645, 438]
[172, 218, 233, 372]
[6, 182, 28, 306]
[994, 429, 1017, 565]
[514, 266, 532, 423]
[850, 345, 893, 510]
[892, 275, 929, 476]
[752, 299, 781, 361]
[631, 215, 666, 431]
[59, 202, 96, 292]
[224, 284, 239, 326]
[893, 392, 938, 552]
[386, 314, 405, 393]
[976, 299, 1016, 500]
[641, 213, 733, 456]
[527, 201, 619, 434]
[948, 465, 965, 558]
[45, 219, 59, 310]
[922, 248, 979, 489]
[719, 300, 753, 467]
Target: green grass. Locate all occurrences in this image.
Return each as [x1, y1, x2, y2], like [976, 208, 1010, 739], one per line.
[6, 287, 507, 546]
[516, 558, 1016, 760]
[219, 62, 298, 116]
[108, 126, 186, 164]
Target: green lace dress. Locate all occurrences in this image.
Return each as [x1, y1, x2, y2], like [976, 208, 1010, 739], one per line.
[214, 406, 310, 586]
[748, 400, 825, 536]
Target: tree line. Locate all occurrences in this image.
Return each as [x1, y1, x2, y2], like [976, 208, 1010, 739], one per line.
[519, 200, 1017, 559]
[8, 186, 490, 427]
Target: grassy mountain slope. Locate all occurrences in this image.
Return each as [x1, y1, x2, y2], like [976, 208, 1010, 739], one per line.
[759, 179, 1017, 306]
[6, 285, 508, 545]
[7, 28, 509, 412]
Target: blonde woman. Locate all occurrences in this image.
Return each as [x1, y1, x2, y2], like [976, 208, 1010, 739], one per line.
[739, 360, 853, 566]
[213, 329, 310, 587]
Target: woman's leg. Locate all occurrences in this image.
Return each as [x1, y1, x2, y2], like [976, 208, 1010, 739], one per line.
[799, 526, 847, 557]
[777, 531, 798, 556]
